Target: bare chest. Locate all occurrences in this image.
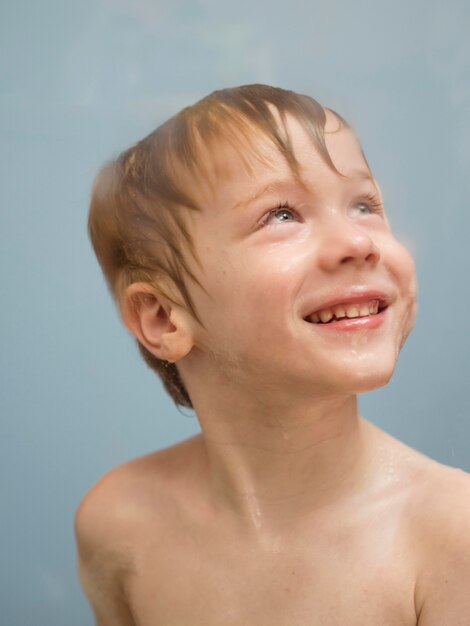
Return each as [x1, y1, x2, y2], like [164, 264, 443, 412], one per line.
[123, 513, 418, 626]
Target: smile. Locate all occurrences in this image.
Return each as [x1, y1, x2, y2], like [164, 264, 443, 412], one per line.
[304, 299, 389, 330]
[306, 299, 386, 323]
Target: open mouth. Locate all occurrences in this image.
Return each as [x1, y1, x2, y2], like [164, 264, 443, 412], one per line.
[304, 299, 389, 325]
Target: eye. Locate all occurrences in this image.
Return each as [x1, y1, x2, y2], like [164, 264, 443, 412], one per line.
[353, 192, 384, 216]
[261, 201, 299, 227]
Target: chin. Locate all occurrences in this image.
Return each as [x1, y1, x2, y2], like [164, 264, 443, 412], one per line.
[325, 354, 397, 395]
[338, 339, 400, 392]
[353, 375, 394, 395]
[348, 366, 396, 394]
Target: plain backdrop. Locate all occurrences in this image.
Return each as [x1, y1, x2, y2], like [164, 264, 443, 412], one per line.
[1, 0, 469, 624]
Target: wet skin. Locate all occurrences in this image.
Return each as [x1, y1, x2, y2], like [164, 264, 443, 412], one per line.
[75, 110, 470, 625]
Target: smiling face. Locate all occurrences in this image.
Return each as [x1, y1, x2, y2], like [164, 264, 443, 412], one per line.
[180, 109, 417, 402]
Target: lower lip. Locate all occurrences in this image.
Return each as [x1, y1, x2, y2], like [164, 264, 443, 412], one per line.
[306, 307, 388, 331]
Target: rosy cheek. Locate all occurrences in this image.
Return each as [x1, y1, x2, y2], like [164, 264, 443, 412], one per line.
[398, 244, 418, 293]
[388, 241, 419, 346]
[383, 236, 416, 279]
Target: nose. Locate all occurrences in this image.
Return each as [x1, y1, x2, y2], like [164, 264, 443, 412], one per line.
[316, 219, 381, 272]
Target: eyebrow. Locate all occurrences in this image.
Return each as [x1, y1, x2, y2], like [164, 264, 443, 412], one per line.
[346, 168, 375, 182]
[230, 168, 375, 211]
[230, 180, 293, 211]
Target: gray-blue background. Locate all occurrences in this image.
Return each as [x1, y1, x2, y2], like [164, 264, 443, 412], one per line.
[1, 1, 469, 624]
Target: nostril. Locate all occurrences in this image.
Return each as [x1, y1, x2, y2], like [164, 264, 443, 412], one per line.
[367, 252, 380, 264]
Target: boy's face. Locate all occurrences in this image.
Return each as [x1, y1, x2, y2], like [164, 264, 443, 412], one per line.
[182, 110, 417, 400]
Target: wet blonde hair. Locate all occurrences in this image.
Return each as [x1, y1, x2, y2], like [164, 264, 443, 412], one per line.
[87, 84, 354, 409]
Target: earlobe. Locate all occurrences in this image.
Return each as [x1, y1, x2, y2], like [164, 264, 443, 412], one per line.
[120, 283, 194, 363]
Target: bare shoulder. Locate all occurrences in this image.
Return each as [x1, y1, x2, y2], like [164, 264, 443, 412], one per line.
[363, 420, 470, 622]
[74, 434, 203, 624]
[365, 419, 470, 503]
[74, 432, 203, 540]
[409, 460, 470, 624]
[372, 421, 470, 537]
[411, 460, 470, 555]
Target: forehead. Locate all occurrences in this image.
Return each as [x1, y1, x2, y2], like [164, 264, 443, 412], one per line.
[190, 109, 371, 211]
[309, 110, 367, 174]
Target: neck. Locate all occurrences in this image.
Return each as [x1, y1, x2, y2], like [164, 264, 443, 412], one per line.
[189, 387, 379, 533]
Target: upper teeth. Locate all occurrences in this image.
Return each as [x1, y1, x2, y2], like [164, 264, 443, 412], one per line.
[308, 300, 381, 323]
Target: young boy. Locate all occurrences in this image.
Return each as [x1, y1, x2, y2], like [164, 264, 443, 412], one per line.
[75, 84, 470, 625]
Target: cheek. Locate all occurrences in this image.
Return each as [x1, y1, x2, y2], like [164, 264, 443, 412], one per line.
[244, 250, 300, 309]
[396, 240, 418, 304]
[387, 239, 419, 343]
[219, 253, 297, 342]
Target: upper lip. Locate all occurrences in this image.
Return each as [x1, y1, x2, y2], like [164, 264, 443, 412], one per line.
[303, 287, 392, 318]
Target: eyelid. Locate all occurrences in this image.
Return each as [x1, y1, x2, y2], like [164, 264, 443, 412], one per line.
[356, 191, 384, 215]
[259, 192, 384, 226]
[260, 201, 299, 227]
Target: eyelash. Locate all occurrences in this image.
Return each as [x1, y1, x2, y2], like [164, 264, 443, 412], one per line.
[260, 193, 384, 226]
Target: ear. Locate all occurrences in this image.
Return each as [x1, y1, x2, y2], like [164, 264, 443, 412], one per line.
[120, 282, 194, 363]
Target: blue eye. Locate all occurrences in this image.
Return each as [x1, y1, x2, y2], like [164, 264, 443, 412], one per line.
[356, 202, 373, 213]
[261, 202, 298, 226]
[354, 193, 384, 215]
[260, 194, 384, 228]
